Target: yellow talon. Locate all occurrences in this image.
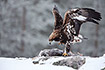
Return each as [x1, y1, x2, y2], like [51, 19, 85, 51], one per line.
[62, 53, 68, 56]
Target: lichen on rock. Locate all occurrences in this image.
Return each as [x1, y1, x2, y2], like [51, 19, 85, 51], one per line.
[53, 56, 86, 69]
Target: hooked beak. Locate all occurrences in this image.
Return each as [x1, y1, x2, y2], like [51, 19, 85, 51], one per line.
[49, 41, 52, 45]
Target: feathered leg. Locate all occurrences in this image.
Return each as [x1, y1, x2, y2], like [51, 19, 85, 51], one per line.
[63, 41, 73, 56]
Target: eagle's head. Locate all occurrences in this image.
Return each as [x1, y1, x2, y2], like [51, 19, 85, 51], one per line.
[49, 29, 61, 44]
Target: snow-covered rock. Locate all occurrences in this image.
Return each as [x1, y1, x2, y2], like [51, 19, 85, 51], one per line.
[38, 48, 63, 56]
[0, 53, 105, 70]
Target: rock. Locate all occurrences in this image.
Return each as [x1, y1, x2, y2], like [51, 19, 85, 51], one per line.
[101, 67, 105, 70]
[53, 56, 86, 69]
[37, 48, 86, 69]
[38, 48, 84, 57]
[33, 61, 39, 64]
[38, 48, 63, 56]
[37, 49, 86, 69]
[33, 54, 86, 69]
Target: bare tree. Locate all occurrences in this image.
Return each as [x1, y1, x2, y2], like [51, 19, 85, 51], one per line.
[93, 0, 100, 56]
[20, 7, 26, 52]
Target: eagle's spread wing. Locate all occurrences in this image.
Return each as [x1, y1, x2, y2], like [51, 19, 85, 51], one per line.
[63, 8, 102, 36]
[49, 6, 63, 43]
[53, 5, 63, 29]
[68, 8, 102, 24]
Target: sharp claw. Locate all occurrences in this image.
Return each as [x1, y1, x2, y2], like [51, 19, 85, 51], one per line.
[62, 53, 68, 56]
[77, 52, 83, 56]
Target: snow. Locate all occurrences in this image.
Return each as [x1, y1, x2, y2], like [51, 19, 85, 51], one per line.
[79, 57, 105, 70]
[0, 57, 73, 70]
[0, 55, 105, 70]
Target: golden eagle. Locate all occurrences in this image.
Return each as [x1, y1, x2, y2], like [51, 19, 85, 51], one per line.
[49, 5, 102, 56]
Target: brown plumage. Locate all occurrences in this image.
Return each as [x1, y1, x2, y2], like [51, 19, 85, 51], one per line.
[49, 6, 102, 56]
[49, 5, 65, 44]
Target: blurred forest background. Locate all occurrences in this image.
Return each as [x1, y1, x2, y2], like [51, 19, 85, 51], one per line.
[0, 0, 105, 57]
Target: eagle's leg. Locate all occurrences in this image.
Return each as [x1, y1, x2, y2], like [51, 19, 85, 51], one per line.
[63, 42, 72, 56]
[63, 47, 68, 56]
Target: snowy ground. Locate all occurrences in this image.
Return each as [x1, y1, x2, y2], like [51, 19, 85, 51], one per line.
[0, 55, 105, 70]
